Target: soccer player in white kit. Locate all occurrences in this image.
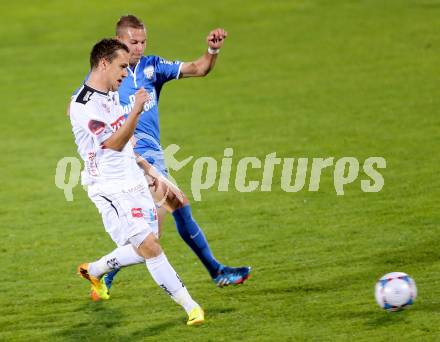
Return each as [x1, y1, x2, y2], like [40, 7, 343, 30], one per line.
[69, 38, 204, 325]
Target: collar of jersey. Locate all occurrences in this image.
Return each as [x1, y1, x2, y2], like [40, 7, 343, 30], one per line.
[83, 83, 109, 96]
[127, 61, 141, 88]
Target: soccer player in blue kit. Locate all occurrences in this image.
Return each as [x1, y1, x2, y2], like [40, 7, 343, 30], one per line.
[97, 15, 251, 296]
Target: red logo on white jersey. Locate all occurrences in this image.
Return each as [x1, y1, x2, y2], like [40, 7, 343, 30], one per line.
[111, 115, 126, 131]
[131, 208, 144, 218]
[88, 120, 106, 135]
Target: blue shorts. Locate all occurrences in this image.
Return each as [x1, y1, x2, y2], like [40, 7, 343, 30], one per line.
[134, 146, 169, 178]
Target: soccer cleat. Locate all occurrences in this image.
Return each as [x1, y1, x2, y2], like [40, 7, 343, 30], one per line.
[102, 268, 120, 290]
[90, 268, 120, 300]
[77, 263, 110, 301]
[213, 266, 252, 288]
[187, 306, 205, 326]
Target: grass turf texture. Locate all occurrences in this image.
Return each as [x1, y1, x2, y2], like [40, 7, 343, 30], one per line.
[1, 0, 439, 340]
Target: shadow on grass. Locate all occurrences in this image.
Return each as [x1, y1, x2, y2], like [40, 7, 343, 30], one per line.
[55, 302, 235, 340]
[119, 306, 235, 338]
[328, 301, 440, 330]
[251, 285, 324, 296]
[127, 319, 182, 339]
[55, 302, 126, 341]
[207, 306, 236, 316]
[55, 301, 179, 340]
[364, 311, 408, 328]
[325, 306, 409, 328]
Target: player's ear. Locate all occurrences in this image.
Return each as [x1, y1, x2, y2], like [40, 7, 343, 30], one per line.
[100, 58, 108, 70]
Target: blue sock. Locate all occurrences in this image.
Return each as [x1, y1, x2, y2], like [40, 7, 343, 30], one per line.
[172, 205, 221, 278]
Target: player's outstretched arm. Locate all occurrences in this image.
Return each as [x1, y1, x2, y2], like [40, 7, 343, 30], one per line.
[102, 88, 148, 151]
[179, 28, 228, 78]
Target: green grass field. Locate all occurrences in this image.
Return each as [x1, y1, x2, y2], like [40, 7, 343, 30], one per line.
[1, 0, 440, 340]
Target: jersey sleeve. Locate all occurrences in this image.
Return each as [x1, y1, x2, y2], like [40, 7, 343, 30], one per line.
[153, 56, 182, 86]
[70, 102, 113, 145]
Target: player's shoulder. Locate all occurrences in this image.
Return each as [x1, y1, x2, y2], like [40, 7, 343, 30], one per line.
[70, 84, 104, 118]
[137, 55, 158, 69]
[144, 55, 175, 66]
[142, 55, 158, 62]
[73, 84, 106, 105]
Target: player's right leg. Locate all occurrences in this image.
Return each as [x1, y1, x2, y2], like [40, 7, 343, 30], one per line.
[79, 189, 146, 300]
[79, 244, 145, 300]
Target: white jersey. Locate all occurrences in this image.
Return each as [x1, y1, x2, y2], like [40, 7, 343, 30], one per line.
[69, 84, 143, 188]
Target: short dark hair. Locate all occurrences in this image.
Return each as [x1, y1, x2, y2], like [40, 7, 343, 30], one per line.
[116, 14, 145, 36]
[90, 38, 129, 69]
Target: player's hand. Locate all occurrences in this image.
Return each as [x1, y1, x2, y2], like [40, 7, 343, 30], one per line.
[207, 28, 228, 49]
[133, 88, 150, 115]
[146, 174, 159, 192]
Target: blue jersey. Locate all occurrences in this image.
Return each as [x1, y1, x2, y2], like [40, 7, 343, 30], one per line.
[118, 55, 182, 152]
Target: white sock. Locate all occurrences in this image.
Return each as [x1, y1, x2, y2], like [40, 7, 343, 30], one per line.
[88, 244, 145, 278]
[145, 252, 199, 314]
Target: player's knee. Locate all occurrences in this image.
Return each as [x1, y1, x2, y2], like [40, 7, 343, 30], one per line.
[137, 233, 162, 258]
[181, 192, 189, 206]
[168, 191, 189, 211]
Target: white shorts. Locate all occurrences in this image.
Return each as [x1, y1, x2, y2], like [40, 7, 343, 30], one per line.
[88, 181, 159, 248]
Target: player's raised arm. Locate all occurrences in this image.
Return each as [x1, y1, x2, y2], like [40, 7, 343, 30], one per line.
[179, 28, 228, 78]
[102, 88, 148, 151]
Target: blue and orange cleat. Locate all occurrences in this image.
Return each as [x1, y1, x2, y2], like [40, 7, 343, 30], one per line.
[77, 263, 110, 301]
[213, 266, 252, 287]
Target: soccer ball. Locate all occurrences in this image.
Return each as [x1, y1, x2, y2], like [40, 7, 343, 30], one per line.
[375, 272, 417, 311]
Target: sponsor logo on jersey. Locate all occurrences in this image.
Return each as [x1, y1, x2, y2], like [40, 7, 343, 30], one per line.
[86, 151, 99, 176]
[110, 115, 126, 131]
[121, 90, 157, 114]
[131, 208, 144, 218]
[88, 120, 105, 135]
[149, 207, 158, 221]
[144, 66, 154, 79]
[123, 183, 145, 193]
[159, 58, 173, 65]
